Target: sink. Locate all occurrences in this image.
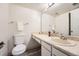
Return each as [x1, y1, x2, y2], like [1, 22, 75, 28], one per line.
[51, 37, 76, 47]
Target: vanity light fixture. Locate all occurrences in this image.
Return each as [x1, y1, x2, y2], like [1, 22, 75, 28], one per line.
[48, 3, 55, 8]
[42, 3, 55, 13]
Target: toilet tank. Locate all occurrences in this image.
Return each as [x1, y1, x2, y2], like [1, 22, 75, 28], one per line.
[14, 33, 25, 45]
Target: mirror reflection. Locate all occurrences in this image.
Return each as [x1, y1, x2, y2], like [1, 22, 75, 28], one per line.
[41, 3, 79, 36]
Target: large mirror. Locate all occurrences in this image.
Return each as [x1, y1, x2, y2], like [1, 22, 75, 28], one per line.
[41, 3, 79, 36]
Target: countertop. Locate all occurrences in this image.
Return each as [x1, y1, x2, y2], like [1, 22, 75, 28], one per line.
[32, 33, 79, 56]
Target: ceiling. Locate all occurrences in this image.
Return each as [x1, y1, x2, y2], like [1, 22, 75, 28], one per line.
[14, 3, 79, 16]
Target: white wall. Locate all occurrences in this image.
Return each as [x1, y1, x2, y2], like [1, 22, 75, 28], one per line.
[0, 4, 9, 55]
[9, 4, 55, 50]
[55, 13, 69, 36]
[0, 3, 16, 56]
[8, 4, 17, 54]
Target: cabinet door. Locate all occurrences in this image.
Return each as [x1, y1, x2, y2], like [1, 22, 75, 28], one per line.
[52, 47, 67, 56]
[41, 46, 51, 56]
[41, 41, 51, 52]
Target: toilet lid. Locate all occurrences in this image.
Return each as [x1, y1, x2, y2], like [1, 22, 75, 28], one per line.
[12, 44, 26, 55]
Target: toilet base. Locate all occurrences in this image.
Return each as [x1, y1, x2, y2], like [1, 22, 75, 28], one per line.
[11, 50, 27, 56]
[10, 46, 41, 56]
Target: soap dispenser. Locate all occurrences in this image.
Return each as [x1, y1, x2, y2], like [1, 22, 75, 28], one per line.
[48, 31, 51, 37]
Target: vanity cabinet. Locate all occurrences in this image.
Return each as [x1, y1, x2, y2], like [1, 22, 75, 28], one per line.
[41, 46, 51, 56]
[52, 46, 67, 56]
[32, 36, 41, 44]
[41, 39, 67, 56]
[41, 41, 52, 56]
[32, 34, 68, 56]
[41, 41, 68, 56]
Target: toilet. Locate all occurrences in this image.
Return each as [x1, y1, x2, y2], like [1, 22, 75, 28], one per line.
[12, 33, 26, 56]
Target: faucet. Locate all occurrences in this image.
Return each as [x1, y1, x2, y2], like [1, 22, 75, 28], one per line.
[60, 34, 67, 40]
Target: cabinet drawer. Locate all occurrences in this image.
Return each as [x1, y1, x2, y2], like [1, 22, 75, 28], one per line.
[52, 47, 67, 56]
[32, 36, 41, 44]
[41, 46, 51, 56]
[41, 41, 51, 52]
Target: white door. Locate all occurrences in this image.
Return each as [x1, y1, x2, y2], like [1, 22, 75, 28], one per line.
[71, 8, 79, 36]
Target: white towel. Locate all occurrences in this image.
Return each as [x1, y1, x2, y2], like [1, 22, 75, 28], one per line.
[17, 21, 24, 31]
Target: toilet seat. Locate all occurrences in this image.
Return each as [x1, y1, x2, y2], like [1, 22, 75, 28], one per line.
[12, 44, 26, 55]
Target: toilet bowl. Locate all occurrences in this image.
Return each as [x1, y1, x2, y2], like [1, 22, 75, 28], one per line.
[12, 44, 26, 56]
[12, 33, 26, 56]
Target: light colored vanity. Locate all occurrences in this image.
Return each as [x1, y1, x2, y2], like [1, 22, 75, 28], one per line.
[32, 35, 52, 56]
[32, 33, 79, 56]
[41, 41, 52, 56]
[41, 40, 68, 56]
[32, 34, 75, 56]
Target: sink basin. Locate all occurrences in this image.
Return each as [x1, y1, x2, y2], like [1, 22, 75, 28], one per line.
[51, 37, 76, 47]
